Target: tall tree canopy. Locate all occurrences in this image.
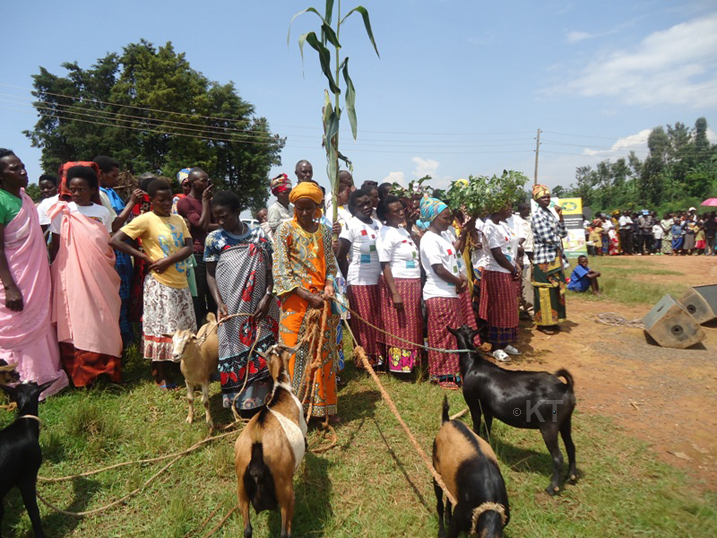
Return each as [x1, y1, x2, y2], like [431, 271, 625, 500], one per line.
[25, 40, 284, 211]
[557, 117, 717, 213]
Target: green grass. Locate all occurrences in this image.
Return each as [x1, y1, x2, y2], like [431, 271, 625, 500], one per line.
[567, 258, 689, 306]
[1, 347, 715, 537]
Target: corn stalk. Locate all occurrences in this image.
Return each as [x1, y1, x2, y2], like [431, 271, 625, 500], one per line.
[289, 0, 380, 227]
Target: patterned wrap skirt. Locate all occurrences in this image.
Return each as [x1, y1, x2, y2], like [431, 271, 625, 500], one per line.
[425, 296, 462, 379]
[215, 245, 279, 411]
[532, 257, 567, 327]
[347, 284, 384, 363]
[142, 275, 197, 362]
[378, 277, 423, 373]
[479, 270, 519, 346]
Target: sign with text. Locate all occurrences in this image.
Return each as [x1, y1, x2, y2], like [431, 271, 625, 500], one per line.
[558, 197, 588, 259]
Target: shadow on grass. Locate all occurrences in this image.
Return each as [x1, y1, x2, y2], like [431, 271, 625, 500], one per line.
[373, 418, 432, 513]
[491, 435, 555, 479]
[283, 452, 333, 536]
[3, 478, 101, 538]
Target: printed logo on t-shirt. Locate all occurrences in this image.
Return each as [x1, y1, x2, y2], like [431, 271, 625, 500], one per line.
[406, 260, 417, 269]
[360, 254, 372, 264]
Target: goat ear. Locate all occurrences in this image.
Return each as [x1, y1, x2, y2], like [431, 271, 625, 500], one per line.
[161, 333, 174, 339]
[37, 378, 59, 394]
[447, 326, 459, 337]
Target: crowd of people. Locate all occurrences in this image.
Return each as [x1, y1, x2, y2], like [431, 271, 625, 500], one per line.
[585, 208, 717, 257]
[2, 148, 575, 421]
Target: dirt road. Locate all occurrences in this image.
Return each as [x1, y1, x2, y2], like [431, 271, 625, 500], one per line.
[513, 255, 716, 489]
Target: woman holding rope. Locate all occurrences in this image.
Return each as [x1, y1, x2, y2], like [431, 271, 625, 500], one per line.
[418, 196, 476, 390]
[205, 190, 279, 415]
[273, 182, 340, 421]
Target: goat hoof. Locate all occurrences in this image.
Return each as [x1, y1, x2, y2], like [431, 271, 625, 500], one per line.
[545, 485, 560, 496]
[567, 473, 578, 484]
[186, 416, 193, 424]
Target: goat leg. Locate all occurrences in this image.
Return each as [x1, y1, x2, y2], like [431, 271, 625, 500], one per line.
[201, 383, 213, 428]
[18, 477, 45, 538]
[468, 403, 483, 438]
[185, 381, 194, 424]
[239, 497, 252, 538]
[540, 425, 564, 495]
[560, 416, 578, 484]
[433, 479, 446, 538]
[280, 497, 294, 538]
[446, 503, 463, 538]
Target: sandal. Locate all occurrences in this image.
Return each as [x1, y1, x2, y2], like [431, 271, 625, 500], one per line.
[157, 381, 178, 391]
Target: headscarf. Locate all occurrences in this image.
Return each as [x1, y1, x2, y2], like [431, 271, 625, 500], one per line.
[177, 168, 192, 184]
[533, 184, 550, 201]
[417, 195, 448, 229]
[289, 181, 324, 221]
[270, 173, 292, 196]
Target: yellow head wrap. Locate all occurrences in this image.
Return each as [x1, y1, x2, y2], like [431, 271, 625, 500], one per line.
[289, 182, 324, 220]
[532, 184, 550, 201]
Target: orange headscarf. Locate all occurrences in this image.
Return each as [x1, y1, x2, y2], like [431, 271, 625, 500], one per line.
[532, 184, 550, 201]
[289, 182, 324, 220]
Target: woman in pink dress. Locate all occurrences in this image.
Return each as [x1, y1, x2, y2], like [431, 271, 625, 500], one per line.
[0, 149, 68, 397]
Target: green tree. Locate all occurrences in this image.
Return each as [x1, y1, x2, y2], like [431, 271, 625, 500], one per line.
[25, 40, 284, 211]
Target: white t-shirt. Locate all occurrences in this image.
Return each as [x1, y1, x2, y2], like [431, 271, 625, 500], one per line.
[619, 215, 633, 227]
[49, 202, 113, 234]
[36, 194, 59, 226]
[420, 230, 460, 300]
[339, 216, 383, 285]
[652, 224, 664, 239]
[441, 227, 468, 277]
[482, 219, 517, 274]
[376, 226, 420, 279]
[602, 219, 614, 232]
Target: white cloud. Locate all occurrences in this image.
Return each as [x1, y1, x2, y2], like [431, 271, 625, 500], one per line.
[412, 157, 440, 178]
[557, 14, 717, 108]
[412, 157, 452, 188]
[566, 31, 594, 43]
[583, 129, 652, 156]
[383, 171, 406, 186]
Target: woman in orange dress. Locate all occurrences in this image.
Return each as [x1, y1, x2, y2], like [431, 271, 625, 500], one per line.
[273, 182, 339, 420]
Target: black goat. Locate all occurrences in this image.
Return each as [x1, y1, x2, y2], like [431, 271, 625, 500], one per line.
[449, 325, 577, 495]
[0, 379, 57, 538]
[433, 396, 509, 538]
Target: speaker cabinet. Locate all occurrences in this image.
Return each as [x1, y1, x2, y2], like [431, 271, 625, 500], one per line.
[678, 285, 717, 324]
[643, 295, 706, 349]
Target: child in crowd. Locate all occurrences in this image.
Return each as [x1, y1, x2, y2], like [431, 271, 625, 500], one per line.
[109, 179, 196, 389]
[567, 255, 601, 295]
[588, 222, 603, 256]
[652, 220, 664, 254]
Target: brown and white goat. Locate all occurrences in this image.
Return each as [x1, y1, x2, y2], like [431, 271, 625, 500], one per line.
[166, 313, 219, 427]
[234, 344, 307, 538]
[433, 396, 510, 538]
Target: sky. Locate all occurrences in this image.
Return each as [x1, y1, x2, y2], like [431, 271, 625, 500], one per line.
[2, 0, 717, 197]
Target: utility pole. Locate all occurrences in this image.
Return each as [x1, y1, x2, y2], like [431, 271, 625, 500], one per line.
[534, 128, 541, 185]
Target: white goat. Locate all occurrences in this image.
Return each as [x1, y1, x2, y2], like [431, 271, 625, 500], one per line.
[167, 313, 219, 427]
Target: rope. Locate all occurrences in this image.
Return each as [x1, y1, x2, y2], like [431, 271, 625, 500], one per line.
[38, 429, 240, 483]
[339, 315, 457, 506]
[335, 298, 474, 354]
[37, 455, 183, 516]
[594, 312, 645, 329]
[470, 501, 508, 532]
[0, 402, 17, 412]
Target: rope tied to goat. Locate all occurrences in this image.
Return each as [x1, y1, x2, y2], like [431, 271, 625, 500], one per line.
[471, 501, 508, 531]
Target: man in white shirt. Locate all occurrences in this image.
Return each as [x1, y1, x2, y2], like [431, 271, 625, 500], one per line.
[618, 210, 633, 255]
